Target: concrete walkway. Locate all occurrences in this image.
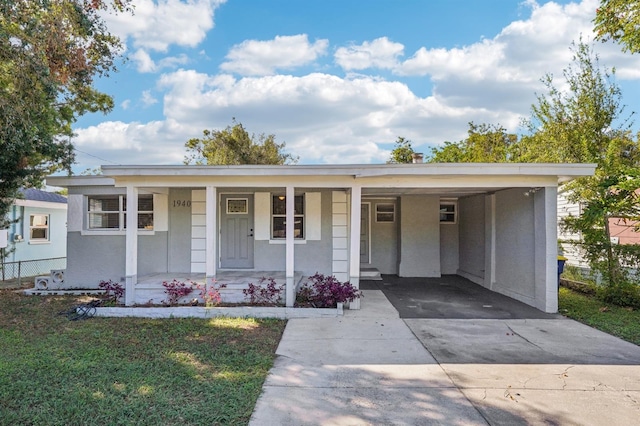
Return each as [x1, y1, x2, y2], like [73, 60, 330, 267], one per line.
[249, 290, 640, 425]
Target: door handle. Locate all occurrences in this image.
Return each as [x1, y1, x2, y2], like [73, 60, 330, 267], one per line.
[248, 228, 254, 237]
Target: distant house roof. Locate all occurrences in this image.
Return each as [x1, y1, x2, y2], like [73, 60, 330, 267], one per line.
[18, 188, 67, 204]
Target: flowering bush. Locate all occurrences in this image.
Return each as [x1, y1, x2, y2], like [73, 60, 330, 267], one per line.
[242, 277, 284, 306]
[162, 279, 195, 306]
[98, 280, 125, 304]
[296, 273, 361, 308]
[196, 281, 227, 307]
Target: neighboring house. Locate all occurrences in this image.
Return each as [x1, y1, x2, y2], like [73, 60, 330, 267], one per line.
[2, 189, 67, 277]
[46, 163, 595, 313]
[558, 189, 640, 268]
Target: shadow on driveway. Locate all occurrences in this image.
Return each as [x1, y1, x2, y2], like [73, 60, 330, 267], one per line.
[361, 274, 560, 320]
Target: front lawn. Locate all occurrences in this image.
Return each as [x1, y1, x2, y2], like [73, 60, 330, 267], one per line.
[559, 286, 640, 346]
[0, 290, 286, 425]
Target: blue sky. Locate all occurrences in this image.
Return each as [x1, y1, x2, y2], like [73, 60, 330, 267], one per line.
[70, 0, 640, 173]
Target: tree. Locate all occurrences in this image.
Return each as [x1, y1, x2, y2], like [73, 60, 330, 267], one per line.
[184, 120, 298, 165]
[387, 137, 415, 164]
[521, 40, 640, 295]
[594, 0, 640, 53]
[0, 0, 131, 232]
[428, 122, 518, 163]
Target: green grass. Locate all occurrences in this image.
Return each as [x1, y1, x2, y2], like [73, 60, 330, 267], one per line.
[0, 290, 286, 426]
[559, 287, 640, 346]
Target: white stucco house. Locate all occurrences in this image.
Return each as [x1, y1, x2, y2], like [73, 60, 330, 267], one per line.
[46, 163, 595, 313]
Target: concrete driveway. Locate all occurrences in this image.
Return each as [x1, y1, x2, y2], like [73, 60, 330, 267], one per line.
[250, 278, 640, 425]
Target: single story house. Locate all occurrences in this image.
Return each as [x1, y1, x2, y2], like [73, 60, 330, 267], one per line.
[1, 189, 67, 280]
[46, 163, 595, 312]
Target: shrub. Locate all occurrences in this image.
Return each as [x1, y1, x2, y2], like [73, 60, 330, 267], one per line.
[196, 281, 227, 307]
[98, 280, 125, 304]
[162, 279, 195, 306]
[243, 277, 284, 306]
[597, 282, 640, 309]
[296, 273, 361, 308]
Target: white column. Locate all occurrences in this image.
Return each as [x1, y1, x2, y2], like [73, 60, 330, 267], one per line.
[348, 185, 362, 309]
[124, 186, 138, 306]
[285, 186, 295, 307]
[205, 186, 217, 286]
[535, 186, 558, 313]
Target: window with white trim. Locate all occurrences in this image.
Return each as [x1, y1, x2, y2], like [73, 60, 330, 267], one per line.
[272, 195, 304, 239]
[439, 202, 457, 224]
[88, 195, 154, 230]
[29, 214, 49, 241]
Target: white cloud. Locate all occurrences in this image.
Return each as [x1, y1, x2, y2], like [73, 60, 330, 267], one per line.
[334, 37, 405, 71]
[72, 0, 640, 173]
[121, 99, 131, 110]
[141, 90, 158, 107]
[131, 48, 190, 73]
[104, 0, 226, 52]
[220, 34, 329, 76]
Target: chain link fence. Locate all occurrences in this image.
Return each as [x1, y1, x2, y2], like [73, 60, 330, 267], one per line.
[1, 257, 66, 286]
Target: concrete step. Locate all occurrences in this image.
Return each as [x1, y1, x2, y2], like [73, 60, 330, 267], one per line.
[360, 267, 382, 280]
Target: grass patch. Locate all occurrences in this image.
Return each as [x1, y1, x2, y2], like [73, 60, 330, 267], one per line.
[559, 287, 640, 346]
[0, 290, 286, 426]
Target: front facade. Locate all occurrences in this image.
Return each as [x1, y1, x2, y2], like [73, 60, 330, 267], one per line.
[47, 163, 595, 312]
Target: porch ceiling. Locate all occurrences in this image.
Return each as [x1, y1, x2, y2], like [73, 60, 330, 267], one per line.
[362, 187, 502, 198]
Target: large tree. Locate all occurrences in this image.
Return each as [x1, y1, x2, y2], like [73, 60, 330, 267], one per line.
[594, 0, 640, 53]
[0, 0, 131, 231]
[387, 137, 415, 164]
[428, 122, 518, 163]
[184, 120, 298, 165]
[521, 41, 640, 293]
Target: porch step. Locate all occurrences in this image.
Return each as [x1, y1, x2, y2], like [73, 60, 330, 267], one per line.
[360, 267, 382, 281]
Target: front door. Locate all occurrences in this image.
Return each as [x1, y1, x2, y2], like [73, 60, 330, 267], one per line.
[220, 194, 254, 268]
[360, 203, 370, 264]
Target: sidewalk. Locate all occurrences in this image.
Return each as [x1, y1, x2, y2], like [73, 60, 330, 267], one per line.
[249, 290, 488, 425]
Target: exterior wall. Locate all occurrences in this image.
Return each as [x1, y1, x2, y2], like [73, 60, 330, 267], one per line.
[494, 189, 536, 303]
[168, 188, 193, 273]
[367, 198, 398, 275]
[457, 195, 485, 281]
[398, 195, 440, 277]
[557, 190, 587, 267]
[7, 204, 67, 262]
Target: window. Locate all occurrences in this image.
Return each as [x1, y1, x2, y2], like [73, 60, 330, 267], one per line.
[88, 195, 154, 230]
[272, 195, 304, 239]
[439, 202, 457, 224]
[376, 203, 395, 222]
[30, 214, 49, 241]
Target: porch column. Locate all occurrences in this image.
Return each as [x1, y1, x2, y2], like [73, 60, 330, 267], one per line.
[534, 186, 558, 313]
[205, 186, 217, 285]
[285, 185, 295, 307]
[484, 193, 496, 290]
[124, 185, 138, 306]
[348, 185, 362, 309]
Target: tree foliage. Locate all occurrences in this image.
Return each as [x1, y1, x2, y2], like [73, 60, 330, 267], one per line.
[387, 137, 415, 164]
[0, 0, 131, 230]
[184, 120, 298, 165]
[428, 123, 518, 163]
[594, 0, 640, 53]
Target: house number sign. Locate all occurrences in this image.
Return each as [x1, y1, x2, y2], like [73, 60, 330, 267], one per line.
[172, 200, 191, 208]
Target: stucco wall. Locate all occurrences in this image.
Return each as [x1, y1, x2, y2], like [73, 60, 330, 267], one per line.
[367, 199, 398, 275]
[494, 188, 536, 300]
[398, 195, 440, 277]
[253, 190, 332, 275]
[457, 195, 485, 280]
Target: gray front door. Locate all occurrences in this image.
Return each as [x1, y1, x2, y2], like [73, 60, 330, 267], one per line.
[220, 195, 254, 268]
[360, 204, 370, 264]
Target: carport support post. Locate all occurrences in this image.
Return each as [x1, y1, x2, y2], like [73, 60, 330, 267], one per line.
[285, 185, 295, 307]
[124, 185, 138, 306]
[534, 186, 558, 313]
[205, 186, 217, 286]
[348, 185, 361, 309]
